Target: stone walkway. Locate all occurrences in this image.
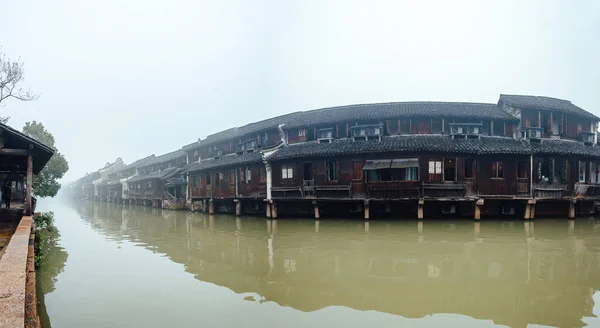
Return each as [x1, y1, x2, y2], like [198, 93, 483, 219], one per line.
[0, 207, 33, 328]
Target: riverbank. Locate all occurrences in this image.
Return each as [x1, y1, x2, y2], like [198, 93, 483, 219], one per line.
[0, 209, 40, 328]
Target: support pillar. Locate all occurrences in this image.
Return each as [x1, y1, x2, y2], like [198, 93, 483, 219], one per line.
[417, 199, 424, 220]
[474, 199, 484, 220]
[524, 204, 531, 220]
[364, 201, 370, 220]
[569, 200, 576, 219]
[209, 199, 214, 214]
[271, 202, 278, 219]
[266, 203, 272, 218]
[313, 202, 320, 220]
[528, 199, 536, 220]
[235, 199, 241, 216]
[25, 153, 33, 216]
[203, 199, 207, 213]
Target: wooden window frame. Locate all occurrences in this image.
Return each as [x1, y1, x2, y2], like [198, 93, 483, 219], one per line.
[491, 161, 504, 179]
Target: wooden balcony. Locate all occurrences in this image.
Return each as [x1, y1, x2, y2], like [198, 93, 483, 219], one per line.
[366, 181, 421, 199]
[422, 182, 467, 199]
[534, 182, 569, 199]
[574, 183, 600, 198]
[190, 185, 212, 198]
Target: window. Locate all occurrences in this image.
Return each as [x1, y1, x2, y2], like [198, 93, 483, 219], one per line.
[579, 161, 586, 182]
[492, 121, 504, 136]
[400, 119, 410, 134]
[428, 160, 443, 181]
[259, 167, 266, 183]
[432, 119, 442, 134]
[239, 168, 245, 182]
[590, 163, 599, 184]
[246, 168, 252, 184]
[318, 129, 334, 139]
[391, 167, 418, 181]
[282, 165, 294, 179]
[193, 176, 201, 187]
[465, 160, 474, 179]
[326, 161, 338, 181]
[517, 161, 528, 179]
[298, 129, 306, 137]
[492, 161, 504, 179]
[205, 173, 211, 185]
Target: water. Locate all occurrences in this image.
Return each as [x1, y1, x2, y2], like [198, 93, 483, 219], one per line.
[36, 199, 600, 328]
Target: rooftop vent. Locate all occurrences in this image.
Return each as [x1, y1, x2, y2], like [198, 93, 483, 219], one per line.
[449, 123, 482, 139]
[526, 127, 543, 142]
[317, 128, 334, 143]
[582, 131, 595, 145]
[350, 124, 383, 142]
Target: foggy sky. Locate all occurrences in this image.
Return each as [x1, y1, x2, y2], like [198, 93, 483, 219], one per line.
[1, 0, 599, 181]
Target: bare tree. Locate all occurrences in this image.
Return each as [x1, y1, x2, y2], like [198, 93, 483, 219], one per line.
[0, 49, 38, 123]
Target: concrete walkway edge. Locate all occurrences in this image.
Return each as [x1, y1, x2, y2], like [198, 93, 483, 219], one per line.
[0, 215, 33, 328]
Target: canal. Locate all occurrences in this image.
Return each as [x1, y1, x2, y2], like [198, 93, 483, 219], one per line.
[36, 199, 600, 328]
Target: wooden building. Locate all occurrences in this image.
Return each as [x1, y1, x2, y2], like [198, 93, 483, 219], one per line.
[124, 150, 187, 208]
[81, 94, 600, 219]
[0, 123, 54, 215]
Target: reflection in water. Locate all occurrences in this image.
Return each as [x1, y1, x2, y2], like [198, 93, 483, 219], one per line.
[40, 200, 600, 328]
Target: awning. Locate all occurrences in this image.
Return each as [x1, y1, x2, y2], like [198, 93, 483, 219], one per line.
[391, 158, 419, 169]
[363, 159, 391, 170]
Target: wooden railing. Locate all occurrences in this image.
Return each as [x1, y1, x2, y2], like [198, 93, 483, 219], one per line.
[574, 183, 600, 198]
[422, 182, 466, 198]
[517, 178, 530, 196]
[533, 182, 569, 199]
[366, 181, 421, 199]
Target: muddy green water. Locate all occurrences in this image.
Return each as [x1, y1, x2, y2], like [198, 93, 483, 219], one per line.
[35, 199, 600, 328]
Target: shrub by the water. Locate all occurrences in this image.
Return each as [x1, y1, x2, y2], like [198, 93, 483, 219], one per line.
[34, 212, 59, 268]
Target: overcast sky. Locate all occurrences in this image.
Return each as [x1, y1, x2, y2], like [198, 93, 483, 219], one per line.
[1, 0, 599, 181]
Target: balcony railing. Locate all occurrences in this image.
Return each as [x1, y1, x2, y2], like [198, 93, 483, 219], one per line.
[533, 182, 569, 199]
[423, 182, 467, 198]
[366, 181, 421, 199]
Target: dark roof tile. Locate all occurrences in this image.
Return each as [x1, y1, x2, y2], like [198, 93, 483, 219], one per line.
[499, 95, 598, 120]
[269, 136, 531, 161]
[185, 151, 263, 172]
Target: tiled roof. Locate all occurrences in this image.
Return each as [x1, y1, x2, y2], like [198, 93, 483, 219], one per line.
[140, 150, 186, 167]
[183, 113, 303, 151]
[529, 139, 600, 157]
[182, 101, 517, 151]
[283, 102, 517, 129]
[127, 167, 182, 183]
[127, 155, 155, 168]
[499, 95, 599, 120]
[185, 151, 263, 172]
[268, 135, 531, 161]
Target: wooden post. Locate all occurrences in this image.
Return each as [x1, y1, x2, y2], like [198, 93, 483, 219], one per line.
[524, 204, 531, 220]
[529, 199, 536, 220]
[418, 199, 424, 219]
[313, 202, 320, 220]
[364, 201, 370, 220]
[235, 199, 241, 216]
[266, 203, 272, 218]
[209, 199, 214, 214]
[569, 200, 575, 219]
[25, 153, 33, 216]
[271, 202, 278, 219]
[474, 199, 483, 220]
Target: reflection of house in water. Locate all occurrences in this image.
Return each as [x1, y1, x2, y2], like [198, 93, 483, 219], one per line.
[77, 202, 600, 328]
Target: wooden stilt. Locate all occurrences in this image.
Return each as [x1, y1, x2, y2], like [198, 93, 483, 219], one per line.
[569, 200, 576, 219]
[209, 199, 214, 214]
[235, 199, 241, 216]
[474, 199, 483, 220]
[271, 202, 278, 219]
[524, 204, 531, 220]
[313, 202, 320, 220]
[418, 199, 424, 220]
[364, 201, 370, 220]
[266, 203, 272, 218]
